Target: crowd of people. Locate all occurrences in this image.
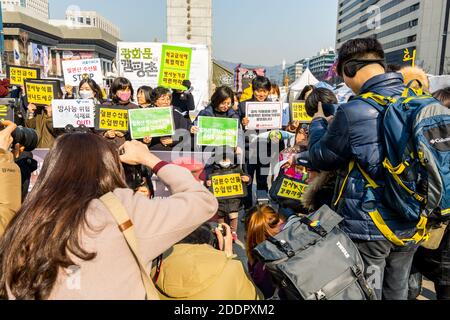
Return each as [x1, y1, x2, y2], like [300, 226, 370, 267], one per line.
[0, 37, 449, 300]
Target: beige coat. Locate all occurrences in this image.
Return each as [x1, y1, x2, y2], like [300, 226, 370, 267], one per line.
[30, 164, 217, 300]
[0, 149, 21, 237]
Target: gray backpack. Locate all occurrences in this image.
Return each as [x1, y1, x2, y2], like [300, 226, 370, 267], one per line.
[253, 206, 376, 300]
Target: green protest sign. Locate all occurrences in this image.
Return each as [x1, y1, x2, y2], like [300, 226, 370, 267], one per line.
[129, 107, 175, 139]
[197, 116, 239, 148]
[158, 45, 192, 90]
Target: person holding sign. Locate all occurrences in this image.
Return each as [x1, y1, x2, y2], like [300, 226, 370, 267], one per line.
[204, 147, 251, 242]
[137, 86, 153, 108]
[78, 78, 105, 104]
[146, 87, 192, 151]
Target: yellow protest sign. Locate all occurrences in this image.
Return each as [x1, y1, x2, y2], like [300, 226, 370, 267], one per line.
[291, 102, 313, 123]
[25, 82, 55, 106]
[211, 173, 246, 199]
[95, 107, 129, 131]
[158, 45, 192, 90]
[7, 66, 40, 86]
[277, 178, 308, 200]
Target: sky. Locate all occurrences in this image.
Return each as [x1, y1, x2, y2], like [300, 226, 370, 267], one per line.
[49, 0, 338, 66]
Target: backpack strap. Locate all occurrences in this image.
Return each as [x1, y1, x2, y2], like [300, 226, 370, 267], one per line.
[99, 192, 160, 300]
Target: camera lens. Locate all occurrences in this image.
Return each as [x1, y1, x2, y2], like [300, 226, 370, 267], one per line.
[11, 126, 39, 151]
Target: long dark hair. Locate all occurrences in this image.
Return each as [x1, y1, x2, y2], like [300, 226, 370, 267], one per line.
[0, 133, 127, 299]
[79, 78, 104, 103]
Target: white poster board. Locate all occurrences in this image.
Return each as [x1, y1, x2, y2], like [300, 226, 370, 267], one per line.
[117, 42, 209, 111]
[62, 58, 104, 87]
[52, 99, 95, 128]
[245, 102, 283, 130]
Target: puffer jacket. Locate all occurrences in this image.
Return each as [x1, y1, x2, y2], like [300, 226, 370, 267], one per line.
[308, 73, 418, 241]
[0, 149, 21, 237]
[154, 244, 261, 300]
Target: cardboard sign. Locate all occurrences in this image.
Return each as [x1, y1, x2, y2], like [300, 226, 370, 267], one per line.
[158, 45, 192, 90]
[25, 80, 59, 106]
[0, 99, 15, 122]
[245, 102, 283, 130]
[291, 101, 313, 123]
[277, 178, 308, 200]
[197, 116, 239, 148]
[62, 59, 103, 87]
[52, 99, 95, 128]
[7, 65, 40, 86]
[95, 106, 129, 131]
[210, 172, 247, 199]
[129, 107, 174, 139]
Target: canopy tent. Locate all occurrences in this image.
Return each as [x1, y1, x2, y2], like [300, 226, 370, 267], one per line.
[288, 68, 319, 102]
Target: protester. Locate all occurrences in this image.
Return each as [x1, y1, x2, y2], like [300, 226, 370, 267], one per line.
[154, 222, 261, 300]
[78, 78, 104, 104]
[204, 147, 251, 241]
[25, 102, 58, 149]
[268, 84, 281, 102]
[0, 133, 218, 300]
[193, 86, 240, 125]
[147, 86, 192, 151]
[110, 77, 137, 108]
[0, 121, 21, 237]
[409, 89, 450, 301]
[245, 205, 286, 299]
[172, 80, 195, 120]
[64, 85, 75, 100]
[137, 86, 152, 108]
[303, 38, 419, 300]
[239, 76, 274, 211]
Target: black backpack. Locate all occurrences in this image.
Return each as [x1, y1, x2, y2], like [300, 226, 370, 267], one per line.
[253, 206, 376, 300]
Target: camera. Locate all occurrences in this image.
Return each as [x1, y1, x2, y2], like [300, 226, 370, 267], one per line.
[305, 88, 339, 118]
[0, 123, 39, 151]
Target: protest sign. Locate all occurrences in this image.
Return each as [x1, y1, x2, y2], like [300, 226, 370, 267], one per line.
[62, 59, 103, 87]
[117, 42, 209, 110]
[210, 171, 247, 200]
[291, 101, 313, 123]
[158, 45, 192, 90]
[128, 107, 174, 139]
[25, 80, 59, 106]
[245, 102, 283, 130]
[197, 116, 239, 148]
[277, 178, 308, 201]
[282, 103, 291, 127]
[7, 65, 40, 86]
[0, 99, 15, 122]
[52, 99, 95, 128]
[95, 106, 129, 131]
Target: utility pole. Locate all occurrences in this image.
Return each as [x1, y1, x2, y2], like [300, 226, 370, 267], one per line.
[439, 0, 450, 75]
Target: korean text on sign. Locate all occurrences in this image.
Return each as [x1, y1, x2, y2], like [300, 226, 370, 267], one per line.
[98, 108, 129, 131]
[245, 102, 283, 130]
[120, 46, 159, 79]
[277, 178, 308, 200]
[212, 173, 245, 199]
[159, 45, 192, 90]
[197, 116, 239, 148]
[291, 102, 313, 123]
[26, 83, 55, 106]
[52, 100, 95, 128]
[7, 66, 40, 86]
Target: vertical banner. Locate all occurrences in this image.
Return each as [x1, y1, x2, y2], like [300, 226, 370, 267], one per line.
[197, 116, 239, 148]
[6, 65, 40, 86]
[52, 99, 95, 128]
[290, 101, 313, 123]
[158, 45, 192, 90]
[62, 59, 104, 87]
[245, 102, 283, 130]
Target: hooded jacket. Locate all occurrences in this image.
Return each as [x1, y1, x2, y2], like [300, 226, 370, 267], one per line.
[308, 73, 418, 241]
[155, 244, 261, 300]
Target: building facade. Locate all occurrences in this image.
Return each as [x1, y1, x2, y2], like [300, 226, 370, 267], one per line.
[1, 0, 49, 19]
[336, 0, 450, 75]
[287, 59, 307, 83]
[65, 9, 120, 39]
[308, 48, 336, 80]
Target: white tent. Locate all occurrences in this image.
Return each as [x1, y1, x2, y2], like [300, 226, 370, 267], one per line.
[288, 68, 319, 102]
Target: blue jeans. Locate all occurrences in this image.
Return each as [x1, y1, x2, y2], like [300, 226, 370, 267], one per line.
[354, 240, 418, 300]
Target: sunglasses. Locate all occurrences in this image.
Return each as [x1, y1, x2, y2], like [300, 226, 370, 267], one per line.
[339, 59, 386, 78]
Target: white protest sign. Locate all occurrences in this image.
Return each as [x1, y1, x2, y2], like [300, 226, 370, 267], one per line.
[62, 59, 103, 87]
[245, 102, 283, 130]
[117, 42, 209, 111]
[52, 99, 95, 128]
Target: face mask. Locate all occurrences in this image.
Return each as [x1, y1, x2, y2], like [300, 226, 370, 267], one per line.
[219, 161, 232, 168]
[268, 95, 279, 102]
[79, 90, 94, 99]
[118, 91, 131, 102]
